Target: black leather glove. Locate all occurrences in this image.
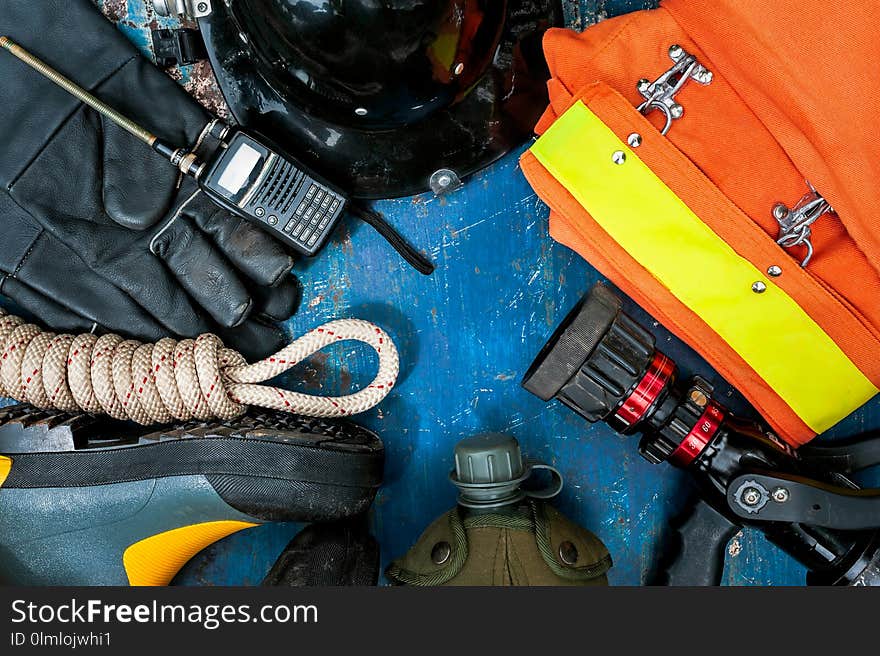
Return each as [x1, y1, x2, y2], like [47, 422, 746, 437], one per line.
[261, 522, 380, 586]
[0, 0, 299, 359]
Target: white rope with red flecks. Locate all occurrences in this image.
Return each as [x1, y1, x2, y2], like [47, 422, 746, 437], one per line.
[0, 307, 398, 425]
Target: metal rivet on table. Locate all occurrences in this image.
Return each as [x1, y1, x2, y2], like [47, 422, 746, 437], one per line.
[612, 150, 627, 165]
[558, 541, 579, 565]
[767, 265, 782, 277]
[431, 541, 451, 565]
[752, 281, 767, 294]
[627, 133, 642, 148]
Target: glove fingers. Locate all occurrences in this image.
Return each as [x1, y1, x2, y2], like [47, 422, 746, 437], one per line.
[213, 276, 301, 360]
[0, 276, 97, 334]
[249, 275, 302, 322]
[1, 225, 172, 341]
[215, 316, 289, 362]
[190, 200, 296, 286]
[151, 211, 253, 329]
[74, 238, 216, 339]
[1, 273, 179, 344]
[1, 271, 286, 363]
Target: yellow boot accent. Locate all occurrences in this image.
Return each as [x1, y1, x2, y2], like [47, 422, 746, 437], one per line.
[0, 455, 11, 487]
[123, 521, 257, 586]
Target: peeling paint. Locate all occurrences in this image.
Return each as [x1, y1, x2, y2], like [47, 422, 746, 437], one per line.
[728, 532, 744, 557]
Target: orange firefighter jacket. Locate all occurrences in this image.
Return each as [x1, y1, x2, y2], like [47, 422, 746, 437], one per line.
[520, 0, 880, 446]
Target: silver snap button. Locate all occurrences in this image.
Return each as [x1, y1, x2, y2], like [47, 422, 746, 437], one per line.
[431, 541, 451, 565]
[767, 265, 782, 277]
[612, 150, 627, 165]
[558, 541, 579, 565]
[627, 133, 643, 148]
[752, 281, 767, 294]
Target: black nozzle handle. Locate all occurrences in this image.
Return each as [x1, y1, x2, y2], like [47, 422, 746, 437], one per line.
[727, 473, 880, 530]
[651, 495, 741, 586]
[799, 431, 880, 473]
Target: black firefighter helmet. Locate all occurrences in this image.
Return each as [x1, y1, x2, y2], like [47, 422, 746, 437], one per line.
[192, 0, 562, 199]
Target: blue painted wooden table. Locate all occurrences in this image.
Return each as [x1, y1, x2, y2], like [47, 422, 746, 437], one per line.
[23, 0, 880, 585]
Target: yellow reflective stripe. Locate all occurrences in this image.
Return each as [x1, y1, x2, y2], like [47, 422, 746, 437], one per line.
[123, 521, 257, 586]
[530, 101, 878, 433]
[0, 455, 11, 487]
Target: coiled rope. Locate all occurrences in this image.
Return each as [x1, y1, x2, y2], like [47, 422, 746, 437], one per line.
[0, 308, 398, 425]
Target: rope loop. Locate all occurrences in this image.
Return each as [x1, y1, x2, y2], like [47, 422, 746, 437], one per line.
[0, 308, 398, 424]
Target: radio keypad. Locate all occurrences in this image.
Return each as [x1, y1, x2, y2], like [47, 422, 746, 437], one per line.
[272, 183, 344, 252]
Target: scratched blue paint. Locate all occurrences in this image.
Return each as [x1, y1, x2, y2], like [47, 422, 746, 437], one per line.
[2, 0, 874, 586]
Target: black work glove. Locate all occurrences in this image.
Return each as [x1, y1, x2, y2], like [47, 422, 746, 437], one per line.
[0, 0, 299, 359]
[261, 522, 380, 586]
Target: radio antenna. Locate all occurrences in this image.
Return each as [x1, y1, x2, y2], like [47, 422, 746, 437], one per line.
[0, 36, 201, 175]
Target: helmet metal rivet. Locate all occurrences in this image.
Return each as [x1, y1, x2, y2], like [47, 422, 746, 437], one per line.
[752, 281, 767, 294]
[627, 133, 643, 148]
[767, 265, 782, 277]
[354, 107, 368, 116]
[612, 150, 626, 165]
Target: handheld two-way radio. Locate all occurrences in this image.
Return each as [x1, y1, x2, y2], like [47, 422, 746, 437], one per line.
[0, 37, 433, 272]
[196, 124, 346, 257]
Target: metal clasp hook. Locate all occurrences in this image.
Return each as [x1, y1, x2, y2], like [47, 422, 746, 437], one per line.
[773, 182, 835, 267]
[636, 45, 713, 135]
